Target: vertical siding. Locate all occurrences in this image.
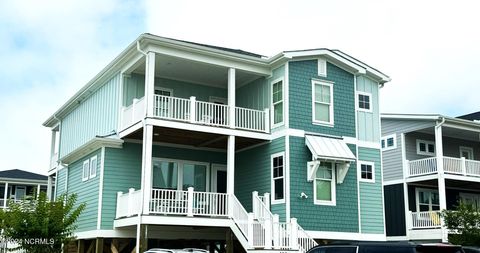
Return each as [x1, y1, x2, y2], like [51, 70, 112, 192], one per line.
[384, 184, 406, 236]
[356, 76, 380, 142]
[59, 74, 122, 158]
[123, 74, 145, 106]
[290, 136, 359, 232]
[235, 138, 286, 221]
[381, 119, 434, 182]
[358, 147, 384, 234]
[289, 61, 356, 137]
[67, 149, 101, 232]
[236, 77, 269, 110]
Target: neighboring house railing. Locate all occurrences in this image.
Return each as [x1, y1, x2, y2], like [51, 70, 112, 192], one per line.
[407, 156, 480, 177]
[121, 95, 270, 133]
[408, 211, 442, 229]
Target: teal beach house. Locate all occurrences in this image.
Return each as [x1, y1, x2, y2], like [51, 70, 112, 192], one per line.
[43, 34, 390, 252]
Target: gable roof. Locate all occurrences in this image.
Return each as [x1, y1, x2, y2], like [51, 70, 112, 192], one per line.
[0, 169, 47, 181]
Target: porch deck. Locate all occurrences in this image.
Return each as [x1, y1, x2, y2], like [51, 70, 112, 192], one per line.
[407, 156, 480, 177]
[121, 95, 269, 133]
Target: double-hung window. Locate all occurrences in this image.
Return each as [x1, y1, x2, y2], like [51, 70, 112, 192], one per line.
[312, 80, 333, 125]
[82, 160, 90, 181]
[416, 188, 440, 211]
[357, 92, 372, 112]
[89, 156, 97, 178]
[314, 161, 335, 205]
[416, 139, 435, 156]
[359, 161, 375, 182]
[271, 153, 285, 204]
[271, 79, 283, 126]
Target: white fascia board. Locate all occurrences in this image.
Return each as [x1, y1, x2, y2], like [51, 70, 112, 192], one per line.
[0, 179, 48, 185]
[283, 50, 366, 74]
[380, 113, 441, 121]
[332, 50, 391, 83]
[60, 138, 124, 164]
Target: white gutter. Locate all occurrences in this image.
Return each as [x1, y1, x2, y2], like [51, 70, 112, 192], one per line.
[136, 41, 147, 56]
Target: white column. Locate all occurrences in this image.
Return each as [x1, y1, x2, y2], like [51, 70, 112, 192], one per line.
[47, 176, 53, 200]
[435, 125, 448, 242]
[50, 130, 57, 167]
[403, 182, 410, 238]
[227, 135, 235, 195]
[3, 182, 8, 208]
[37, 184, 41, 198]
[141, 124, 154, 215]
[228, 68, 236, 128]
[144, 52, 156, 117]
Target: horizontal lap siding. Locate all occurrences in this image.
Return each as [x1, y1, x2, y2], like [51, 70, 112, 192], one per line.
[235, 138, 286, 221]
[55, 168, 66, 197]
[236, 77, 269, 110]
[101, 143, 142, 229]
[358, 147, 384, 234]
[290, 136, 359, 232]
[59, 74, 121, 158]
[67, 149, 101, 232]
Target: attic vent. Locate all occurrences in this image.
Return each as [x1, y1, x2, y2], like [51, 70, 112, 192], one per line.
[318, 58, 327, 77]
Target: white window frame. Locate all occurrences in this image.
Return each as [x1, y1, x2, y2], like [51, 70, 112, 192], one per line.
[318, 58, 327, 77]
[314, 161, 336, 206]
[416, 139, 435, 156]
[356, 91, 372, 112]
[358, 161, 375, 183]
[154, 87, 173, 96]
[381, 134, 397, 151]
[415, 188, 440, 212]
[153, 158, 210, 192]
[271, 152, 285, 204]
[459, 146, 474, 160]
[311, 80, 334, 126]
[82, 160, 90, 181]
[89, 155, 97, 179]
[271, 78, 284, 128]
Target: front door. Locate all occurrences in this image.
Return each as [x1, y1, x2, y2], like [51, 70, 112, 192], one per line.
[211, 164, 227, 193]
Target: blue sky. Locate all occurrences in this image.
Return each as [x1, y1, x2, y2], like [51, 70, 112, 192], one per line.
[1, 0, 480, 174]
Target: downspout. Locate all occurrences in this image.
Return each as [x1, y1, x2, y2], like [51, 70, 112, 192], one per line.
[435, 116, 447, 242]
[136, 39, 147, 253]
[435, 116, 446, 129]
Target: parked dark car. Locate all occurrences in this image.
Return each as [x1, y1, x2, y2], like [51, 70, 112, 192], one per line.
[307, 241, 464, 253]
[463, 247, 480, 253]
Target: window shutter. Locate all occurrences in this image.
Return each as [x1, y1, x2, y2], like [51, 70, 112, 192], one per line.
[318, 59, 327, 77]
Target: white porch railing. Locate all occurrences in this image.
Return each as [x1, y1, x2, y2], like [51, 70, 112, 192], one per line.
[121, 97, 145, 129]
[408, 156, 480, 177]
[121, 95, 270, 133]
[116, 188, 142, 218]
[409, 211, 442, 229]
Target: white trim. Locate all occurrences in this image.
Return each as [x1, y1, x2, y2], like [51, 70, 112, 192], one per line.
[211, 164, 227, 193]
[271, 77, 285, 128]
[386, 236, 408, 241]
[311, 80, 334, 126]
[381, 134, 397, 151]
[270, 128, 305, 140]
[60, 137, 124, 164]
[459, 146, 474, 160]
[356, 144, 362, 233]
[415, 187, 440, 212]
[154, 87, 173, 96]
[208, 96, 227, 104]
[356, 91, 373, 113]
[343, 137, 381, 149]
[89, 155, 98, 179]
[313, 161, 336, 206]
[152, 157, 210, 191]
[416, 139, 435, 156]
[114, 214, 233, 229]
[285, 62, 289, 129]
[306, 230, 386, 241]
[271, 151, 286, 205]
[97, 147, 105, 229]
[383, 179, 405, 186]
[358, 161, 375, 183]
[283, 50, 366, 75]
[317, 58, 327, 77]
[285, 135, 291, 220]
[82, 160, 89, 182]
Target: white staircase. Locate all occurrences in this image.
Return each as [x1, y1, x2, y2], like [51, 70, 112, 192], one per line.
[229, 191, 318, 253]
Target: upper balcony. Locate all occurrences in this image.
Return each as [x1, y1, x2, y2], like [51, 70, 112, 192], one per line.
[408, 156, 480, 178]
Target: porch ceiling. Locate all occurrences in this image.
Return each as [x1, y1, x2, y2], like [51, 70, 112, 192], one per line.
[133, 54, 264, 88]
[416, 126, 480, 141]
[410, 179, 480, 190]
[124, 126, 267, 150]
